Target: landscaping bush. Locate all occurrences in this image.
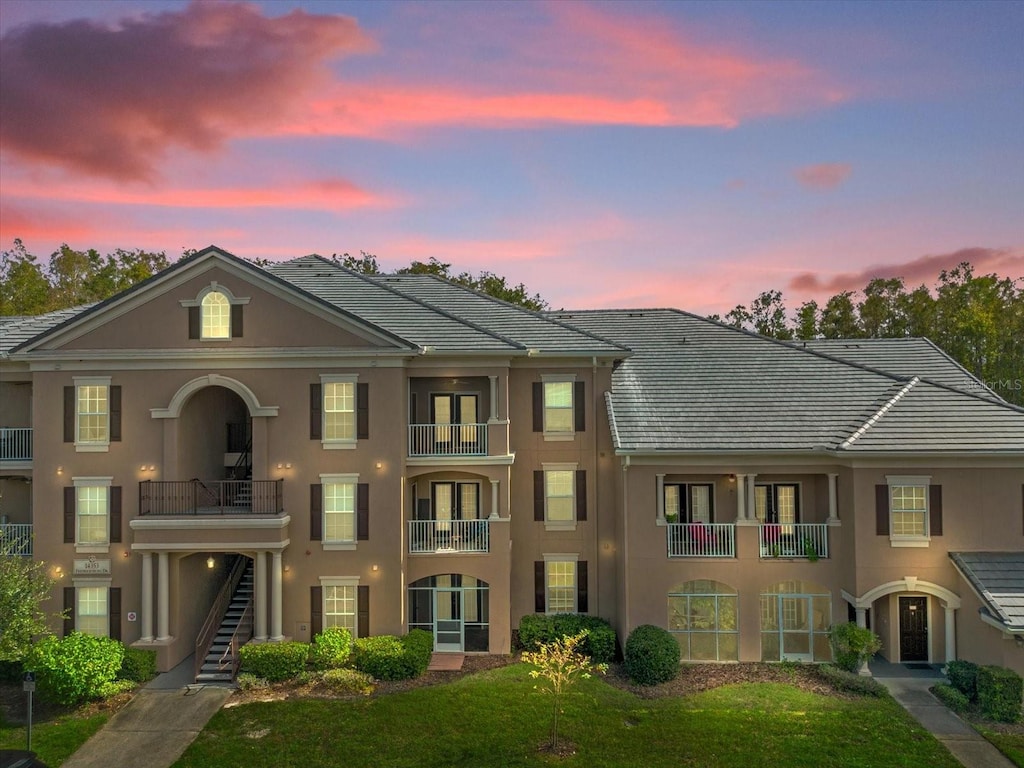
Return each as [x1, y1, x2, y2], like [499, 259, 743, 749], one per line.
[118, 647, 157, 683]
[977, 665, 1023, 723]
[352, 633, 433, 681]
[320, 668, 375, 696]
[25, 632, 125, 705]
[0, 660, 23, 684]
[238, 641, 309, 682]
[309, 626, 353, 671]
[402, 629, 434, 677]
[98, 679, 136, 697]
[932, 683, 970, 713]
[518, 614, 617, 663]
[623, 624, 680, 685]
[816, 664, 888, 697]
[946, 659, 980, 701]
[236, 672, 269, 691]
[827, 623, 882, 674]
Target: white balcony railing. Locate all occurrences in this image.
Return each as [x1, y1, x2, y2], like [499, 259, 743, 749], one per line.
[408, 519, 490, 554]
[667, 523, 736, 558]
[0, 428, 32, 461]
[1, 524, 32, 556]
[759, 523, 829, 559]
[408, 424, 487, 457]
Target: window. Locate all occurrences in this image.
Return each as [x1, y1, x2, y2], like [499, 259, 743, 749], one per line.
[754, 483, 799, 526]
[77, 385, 108, 443]
[668, 580, 738, 661]
[534, 376, 583, 439]
[201, 291, 231, 339]
[760, 580, 832, 662]
[77, 586, 108, 636]
[665, 483, 714, 523]
[891, 485, 927, 536]
[324, 583, 357, 635]
[65, 379, 119, 450]
[323, 377, 356, 444]
[546, 560, 576, 613]
[544, 382, 574, 434]
[77, 485, 109, 545]
[545, 469, 575, 524]
[324, 481, 356, 543]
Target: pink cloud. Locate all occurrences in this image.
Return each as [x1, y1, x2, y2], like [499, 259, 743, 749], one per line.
[794, 163, 852, 190]
[0, 1, 372, 181]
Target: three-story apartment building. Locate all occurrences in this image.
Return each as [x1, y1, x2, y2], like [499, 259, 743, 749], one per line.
[1, 246, 1021, 677]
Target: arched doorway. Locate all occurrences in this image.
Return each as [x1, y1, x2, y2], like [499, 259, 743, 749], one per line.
[408, 575, 490, 652]
[177, 385, 251, 481]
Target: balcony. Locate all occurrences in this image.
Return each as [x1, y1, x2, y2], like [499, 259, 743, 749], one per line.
[0, 523, 32, 556]
[408, 424, 487, 458]
[139, 479, 283, 516]
[0, 428, 32, 462]
[759, 523, 830, 559]
[408, 519, 490, 554]
[667, 523, 736, 558]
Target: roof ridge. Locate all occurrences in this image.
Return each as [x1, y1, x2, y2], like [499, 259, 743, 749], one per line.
[841, 376, 920, 449]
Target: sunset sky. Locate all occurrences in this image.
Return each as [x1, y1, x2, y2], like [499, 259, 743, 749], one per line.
[1, 0, 1021, 315]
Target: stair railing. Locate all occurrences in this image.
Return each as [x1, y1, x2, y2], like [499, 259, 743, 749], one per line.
[222, 601, 254, 679]
[194, 556, 248, 681]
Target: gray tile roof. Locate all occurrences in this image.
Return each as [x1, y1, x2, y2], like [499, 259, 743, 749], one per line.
[950, 552, 1024, 632]
[553, 309, 1024, 454]
[0, 305, 97, 356]
[799, 338, 1000, 401]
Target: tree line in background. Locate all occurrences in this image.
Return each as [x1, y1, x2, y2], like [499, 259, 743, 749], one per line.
[1, 240, 1020, 404]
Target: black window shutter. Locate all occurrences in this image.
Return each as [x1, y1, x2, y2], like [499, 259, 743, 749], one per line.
[534, 471, 545, 521]
[310, 484, 323, 541]
[64, 386, 75, 442]
[64, 486, 76, 543]
[875, 485, 889, 535]
[534, 561, 546, 613]
[929, 485, 943, 536]
[231, 304, 243, 338]
[574, 381, 585, 432]
[357, 585, 369, 638]
[575, 470, 587, 521]
[64, 587, 75, 637]
[110, 486, 122, 543]
[310, 586, 323, 637]
[357, 383, 369, 440]
[310, 384, 322, 440]
[577, 561, 588, 613]
[109, 385, 122, 442]
[109, 588, 122, 641]
[357, 483, 369, 541]
[532, 382, 543, 432]
[188, 306, 200, 339]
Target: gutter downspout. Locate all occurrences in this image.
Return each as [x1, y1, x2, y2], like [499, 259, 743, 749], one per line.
[592, 356, 600, 617]
[622, 454, 630, 637]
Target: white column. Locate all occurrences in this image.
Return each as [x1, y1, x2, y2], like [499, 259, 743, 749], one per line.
[656, 474, 666, 522]
[735, 474, 747, 522]
[488, 376, 499, 420]
[270, 552, 283, 642]
[254, 552, 268, 641]
[490, 479, 500, 519]
[827, 473, 840, 523]
[746, 474, 758, 520]
[944, 604, 956, 664]
[140, 552, 154, 642]
[156, 552, 170, 641]
[855, 607, 870, 676]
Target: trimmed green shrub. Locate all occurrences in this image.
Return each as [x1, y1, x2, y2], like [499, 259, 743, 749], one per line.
[236, 672, 269, 691]
[321, 668, 375, 696]
[623, 624, 680, 685]
[0, 660, 24, 684]
[932, 683, 970, 712]
[351, 632, 433, 681]
[946, 659, 980, 701]
[402, 629, 434, 677]
[309, 626, 353, 671]
[238, 641, 309, 682]
[118, 647, 157, 683]
[98, 679, 136, 697]
[518, 614, 617, 663]
[25, 632, 125, 705]
[817, 664, 888, 697]
[827, 623, 882, 674]
[977, 665, 1023, 723]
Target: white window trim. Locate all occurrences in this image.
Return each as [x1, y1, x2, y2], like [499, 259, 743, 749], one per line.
[540, 374, 576, 442]
[72, 579, 112, 637]
[542, 462, 577, 531]
[319, 576, 361, 638]
[753, 481, 802, 524]
[179, 282, 251, 342]
[886, 475, 931, 547]
[542, 553, 579, 615]
[320, 473, 359, 550]
[73, 376, 111, 452]
[320, 374, 359, 449]
[73, 476, 112, 554]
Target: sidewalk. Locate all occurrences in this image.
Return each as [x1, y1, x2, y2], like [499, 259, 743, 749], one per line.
[871, 659, 1014, 768]
[61, 656, 232, 768]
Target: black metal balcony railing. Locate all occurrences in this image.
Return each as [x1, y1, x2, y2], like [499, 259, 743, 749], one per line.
[0, 428, 33, 461]
[408, 424, 487, 457]
[139, 479, 283, 516]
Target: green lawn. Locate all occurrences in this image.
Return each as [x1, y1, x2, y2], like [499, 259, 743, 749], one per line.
[175, 665, 960, 768]
[0, 708, 108, 767]
[973, 726, 1024, 768]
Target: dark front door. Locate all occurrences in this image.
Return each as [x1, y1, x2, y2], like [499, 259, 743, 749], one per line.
[899, 596, 928, 662]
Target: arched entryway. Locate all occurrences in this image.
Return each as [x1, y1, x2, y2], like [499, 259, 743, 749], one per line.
[408, 574, 490, 652]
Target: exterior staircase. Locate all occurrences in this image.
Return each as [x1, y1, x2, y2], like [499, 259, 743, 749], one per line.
[196, 559, 253, 683]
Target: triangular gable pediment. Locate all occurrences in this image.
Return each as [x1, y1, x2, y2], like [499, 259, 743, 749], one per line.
[14, 247, 416, 356]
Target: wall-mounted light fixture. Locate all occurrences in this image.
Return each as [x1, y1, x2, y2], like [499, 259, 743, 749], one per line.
[375, 461, 383, 470]
[276, 463, 292, 470]
[283, 565, 290, 573]
[371, 564, 379, 572]
[123, 551, 131, 559]
[56, 466, 63, 475]
[728, 474, 736, 483]
[207, 555, 215, 569]
[54, 565, 64, 578]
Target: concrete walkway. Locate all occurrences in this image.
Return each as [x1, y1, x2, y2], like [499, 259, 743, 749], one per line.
[871, 660, 1014, 768]
[61, 656, 232, 768]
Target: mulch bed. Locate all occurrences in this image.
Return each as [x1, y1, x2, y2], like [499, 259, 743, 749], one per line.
[602, 661, 843, 699]
[0, 682, 133, 726]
